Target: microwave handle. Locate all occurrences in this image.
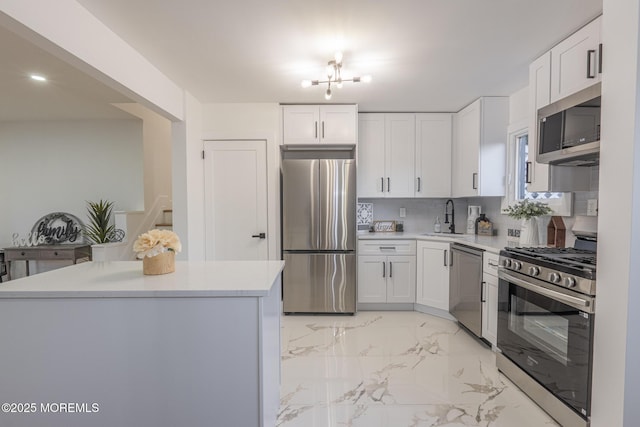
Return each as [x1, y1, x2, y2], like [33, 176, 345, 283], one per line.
[587, 49, 597, 79]
[598, 43, 603, 74]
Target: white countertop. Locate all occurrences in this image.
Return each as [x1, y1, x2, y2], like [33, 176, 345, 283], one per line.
[0, 260, 285, 298]
[358, 231, 509, 253]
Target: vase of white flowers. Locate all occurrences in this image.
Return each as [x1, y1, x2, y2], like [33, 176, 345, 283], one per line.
[133, 229, 182, 275]
[504, 200, 553, 246]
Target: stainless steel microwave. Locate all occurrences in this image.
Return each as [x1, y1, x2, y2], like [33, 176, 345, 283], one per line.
[537, 83, 601, 166]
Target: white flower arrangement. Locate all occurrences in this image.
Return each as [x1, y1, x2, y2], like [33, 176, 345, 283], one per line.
[133, 229, 182, 259]
[504, 199, 553, 220]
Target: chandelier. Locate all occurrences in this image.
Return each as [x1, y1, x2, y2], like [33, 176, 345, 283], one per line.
[301, 52, 372, 100]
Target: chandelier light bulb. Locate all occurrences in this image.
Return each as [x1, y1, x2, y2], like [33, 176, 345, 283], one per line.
[326, 64, 335, 79]
[299, 53, 371, 99]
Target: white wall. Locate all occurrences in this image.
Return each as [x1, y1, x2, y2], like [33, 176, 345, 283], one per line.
[592, 1, 640, 425]
[0, 0, 184, 121]
[0, 119, 144, 249]
[114, 103, 172, 209]
[202, 103, 280, 136]
[509, 86, 528, 125]
[172, 92, 204, 261]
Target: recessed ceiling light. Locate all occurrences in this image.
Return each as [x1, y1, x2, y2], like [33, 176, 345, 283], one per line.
[30, 74, 47, 82]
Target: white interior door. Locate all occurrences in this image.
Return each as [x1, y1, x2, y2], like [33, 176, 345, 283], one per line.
[204, 140, 268, 260]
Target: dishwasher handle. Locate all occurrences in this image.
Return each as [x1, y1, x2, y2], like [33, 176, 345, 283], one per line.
[451, 243, 484, 257]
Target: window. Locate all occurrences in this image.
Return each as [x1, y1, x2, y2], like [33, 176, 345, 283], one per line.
[503, 126, 572, 215]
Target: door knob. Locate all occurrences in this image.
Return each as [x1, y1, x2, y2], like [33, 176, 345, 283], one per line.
[251, 233, 266, 239]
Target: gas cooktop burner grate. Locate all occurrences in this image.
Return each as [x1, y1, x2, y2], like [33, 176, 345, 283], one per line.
[564, 255, 597, 266]
[507, 247, 595, 256]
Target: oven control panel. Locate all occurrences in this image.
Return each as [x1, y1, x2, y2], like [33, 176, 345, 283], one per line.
[499, 254, 596, 297]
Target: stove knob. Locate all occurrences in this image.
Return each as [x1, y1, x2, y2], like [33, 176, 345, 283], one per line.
[564, 277, 577, 288]
[528, 266, 540, 277]
[501, 259, 512, 268]
[512, 261, 522, 271]
[549, 273, 561, 283]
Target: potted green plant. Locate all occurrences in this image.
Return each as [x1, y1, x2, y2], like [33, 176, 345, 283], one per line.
[84, 200, 115, 244]
[504, 199, 552, 246]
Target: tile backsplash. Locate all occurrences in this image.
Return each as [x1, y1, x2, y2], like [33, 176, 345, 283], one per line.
[356, 203, 373, 229]
[359, 191, 598, 247]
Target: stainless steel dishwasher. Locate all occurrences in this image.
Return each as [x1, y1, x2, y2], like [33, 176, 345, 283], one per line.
[449, 243, 484, 337]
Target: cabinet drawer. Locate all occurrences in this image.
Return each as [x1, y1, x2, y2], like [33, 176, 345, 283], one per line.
[483, 251, 500, 277]
[358, 240, 416, 256]
[39, 249, 75, 260]
[4, 250, 37, 261]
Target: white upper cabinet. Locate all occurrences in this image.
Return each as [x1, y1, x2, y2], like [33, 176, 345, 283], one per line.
[385, 114, 416, 197]
[550, 16, 602, 103]
[282, 105, 357, 144]
[415, 114, 452, 198]
[528, 52, 552, 192]
[358, 113, 415, 198]
[452, 97, 508, 198]
[358, 114, 386, 197]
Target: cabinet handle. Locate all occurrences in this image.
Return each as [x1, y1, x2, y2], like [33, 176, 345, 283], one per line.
[315, 121, 318, 138]
[382, 261, 386, 278]
[481, 281, 486, 303]
[381, 177, 384, 192]
[54, 251, 59, 256]
[417, 177, 421, 192]
[443, 249, 448, 266]
[472, 173, 478, 190]
[251, 233, 266, 239]
[322, 121, 325, 138]
[449, 250, 453, 267]
[387, 177, 391, 192]
[598, 43, 603, 74]
[525, 161, 532, 184]
[587, 49, 597, 78]
[488, 261, 499, 268]
[389, 261, 393, 278]
[379, 246, 396, 250]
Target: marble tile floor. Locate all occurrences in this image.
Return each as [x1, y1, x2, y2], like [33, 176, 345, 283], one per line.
[277, 311, 559, 427]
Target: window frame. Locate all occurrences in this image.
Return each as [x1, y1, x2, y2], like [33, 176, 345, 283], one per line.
[502, 123, 573, 216]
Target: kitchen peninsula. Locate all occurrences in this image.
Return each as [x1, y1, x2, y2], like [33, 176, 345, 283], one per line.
[0, 260, 284, 427]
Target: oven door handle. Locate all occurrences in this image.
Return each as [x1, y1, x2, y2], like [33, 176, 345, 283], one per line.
[498, 269, 595, 313]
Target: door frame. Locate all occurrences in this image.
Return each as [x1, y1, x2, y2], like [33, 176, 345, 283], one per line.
[202, 132, 279, 261]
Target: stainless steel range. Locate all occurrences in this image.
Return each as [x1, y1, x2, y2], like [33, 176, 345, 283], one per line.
[497, 237, 596, 427]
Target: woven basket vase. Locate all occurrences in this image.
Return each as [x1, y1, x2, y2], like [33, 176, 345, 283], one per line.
[143, 251, 175, 275]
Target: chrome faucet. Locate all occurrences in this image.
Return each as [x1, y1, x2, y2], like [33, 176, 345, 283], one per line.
[444, 199, 455, 234]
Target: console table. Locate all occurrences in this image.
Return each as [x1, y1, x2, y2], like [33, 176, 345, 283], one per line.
[2, 244, 92, 281]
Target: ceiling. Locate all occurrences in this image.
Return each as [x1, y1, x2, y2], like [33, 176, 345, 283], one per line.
[1, 0, 603, 120]
[0, 25, 135, 122]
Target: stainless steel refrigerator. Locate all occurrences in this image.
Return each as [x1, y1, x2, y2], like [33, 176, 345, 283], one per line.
[281, 158, 356, 314]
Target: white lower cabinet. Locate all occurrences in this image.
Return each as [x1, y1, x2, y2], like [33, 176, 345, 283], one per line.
[415, 241, 450, 311]
[481, 252, 500, 347]
[357, 240, 416, 304]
